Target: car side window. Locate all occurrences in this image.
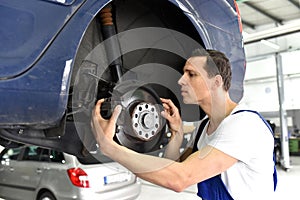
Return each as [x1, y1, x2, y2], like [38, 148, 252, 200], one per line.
[50, 150, 65, 163]
[1, 147, 22, 161]
[21, 146, 65, 163]
[22, 146, 40, 161]
[39, 148, 51, 162]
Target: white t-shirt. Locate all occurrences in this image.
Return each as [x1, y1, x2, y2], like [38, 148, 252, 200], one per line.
[197, 105, 275, 199]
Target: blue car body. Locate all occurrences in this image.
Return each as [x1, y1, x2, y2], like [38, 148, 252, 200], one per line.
[0, 0, 245, 156]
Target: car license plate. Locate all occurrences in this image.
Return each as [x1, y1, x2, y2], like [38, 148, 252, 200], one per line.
[104, 172, 130, 185]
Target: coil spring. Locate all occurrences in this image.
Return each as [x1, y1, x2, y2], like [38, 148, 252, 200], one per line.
[99, 6, 113, 26]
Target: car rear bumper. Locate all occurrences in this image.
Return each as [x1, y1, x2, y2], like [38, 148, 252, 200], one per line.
[56, 181, 141, 200]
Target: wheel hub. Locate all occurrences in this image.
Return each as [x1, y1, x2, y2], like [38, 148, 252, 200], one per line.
[103, 80, 168, 153]
[131, 102, 160, 141]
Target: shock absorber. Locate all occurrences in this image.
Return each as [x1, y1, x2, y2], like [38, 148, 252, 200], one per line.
[99, 4, 123, 83]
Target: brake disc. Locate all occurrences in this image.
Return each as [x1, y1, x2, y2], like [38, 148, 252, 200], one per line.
[107, 80, 168, 153]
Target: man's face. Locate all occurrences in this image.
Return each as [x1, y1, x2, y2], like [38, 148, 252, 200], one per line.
[178, 56, 213, 104]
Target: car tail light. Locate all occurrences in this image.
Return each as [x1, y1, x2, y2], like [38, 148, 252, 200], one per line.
[67, 168, 90, 188]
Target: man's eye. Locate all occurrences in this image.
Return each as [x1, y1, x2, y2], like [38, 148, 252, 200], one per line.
[189, 72, 196, 77]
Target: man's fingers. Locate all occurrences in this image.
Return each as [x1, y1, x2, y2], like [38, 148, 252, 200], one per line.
[161, 110, 171, 121]
[160, 98, 178, 113]
[109, 105, 122, 125]
[94, 99, 105, 119]
[162, 101, 170, 109]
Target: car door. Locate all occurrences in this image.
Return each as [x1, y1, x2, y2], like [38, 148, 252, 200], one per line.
[18, 146, 46, 193]
[0, 146, 24, 199]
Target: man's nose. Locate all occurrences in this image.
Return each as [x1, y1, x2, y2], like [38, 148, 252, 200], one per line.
[178, 74, 185, 86]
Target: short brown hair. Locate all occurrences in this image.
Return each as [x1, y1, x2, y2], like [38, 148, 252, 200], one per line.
[191, 49, 232, 91]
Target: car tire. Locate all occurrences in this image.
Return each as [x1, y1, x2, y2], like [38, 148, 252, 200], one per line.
[38, 191, 56, 200]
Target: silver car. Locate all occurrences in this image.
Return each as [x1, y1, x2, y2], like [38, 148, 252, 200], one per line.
[0, 145, 141, 200]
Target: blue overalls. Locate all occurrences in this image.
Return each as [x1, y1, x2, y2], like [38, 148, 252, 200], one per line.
[194, 110, 278, 200]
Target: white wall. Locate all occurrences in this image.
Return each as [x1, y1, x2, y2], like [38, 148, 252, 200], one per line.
[240, 50, 300, 112]
[240, 50, 300, 130]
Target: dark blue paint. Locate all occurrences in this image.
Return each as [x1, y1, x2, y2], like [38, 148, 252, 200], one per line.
[0, 0, 245, 129]
[0, 0, 85, 78]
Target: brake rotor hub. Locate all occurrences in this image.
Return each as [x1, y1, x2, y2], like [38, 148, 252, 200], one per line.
[98, 80, 168, 153]
[131, 102, 160, 141]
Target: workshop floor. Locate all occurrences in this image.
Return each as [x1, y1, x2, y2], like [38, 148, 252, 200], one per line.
[137, 156, 300, 200]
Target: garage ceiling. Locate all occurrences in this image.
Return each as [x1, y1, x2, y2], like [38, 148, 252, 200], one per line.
[236, 0, 300, 59]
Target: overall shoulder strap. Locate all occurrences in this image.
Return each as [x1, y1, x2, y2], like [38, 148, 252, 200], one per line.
[192, 117, 209, 153]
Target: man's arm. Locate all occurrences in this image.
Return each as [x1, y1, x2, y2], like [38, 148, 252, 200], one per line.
[91, 99, 237, 192]
[102, 140, 237, 192]
[163, 129, 184, 160]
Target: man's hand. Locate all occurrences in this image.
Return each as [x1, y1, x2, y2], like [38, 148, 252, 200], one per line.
[160, 98, 183, 135]
[91, 99, 122, 155]
[160, 98, 184, 160]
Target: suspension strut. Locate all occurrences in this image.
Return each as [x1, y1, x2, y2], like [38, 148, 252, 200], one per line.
[99, 4, 123, 83]
[96, 4, 168, 153]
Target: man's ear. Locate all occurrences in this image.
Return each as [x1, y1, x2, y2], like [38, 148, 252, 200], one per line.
[214, 75, 223, 88]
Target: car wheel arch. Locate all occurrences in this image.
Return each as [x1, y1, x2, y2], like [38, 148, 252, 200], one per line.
[36, 189, 57, 200]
